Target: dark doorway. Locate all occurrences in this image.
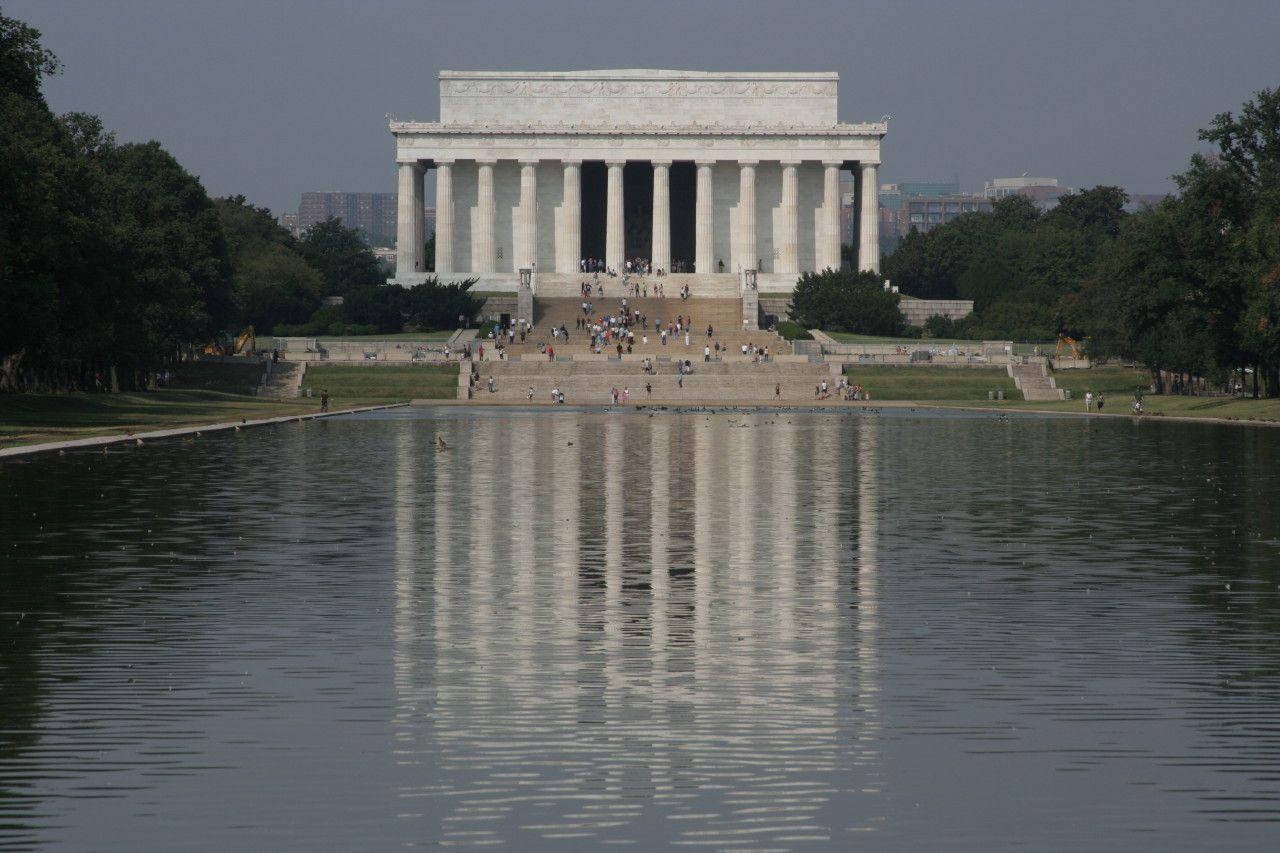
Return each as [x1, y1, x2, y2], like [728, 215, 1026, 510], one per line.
[581, 162, 606, 264]
[623, 162, 652, 260]
[670, 162, 696, 271]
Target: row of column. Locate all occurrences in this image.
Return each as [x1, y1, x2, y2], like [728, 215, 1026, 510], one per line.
[401, 159, 880, 278]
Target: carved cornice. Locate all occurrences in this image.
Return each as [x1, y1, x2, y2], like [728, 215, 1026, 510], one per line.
[390, 121, 888, 138]
[442, 79, 836, 98]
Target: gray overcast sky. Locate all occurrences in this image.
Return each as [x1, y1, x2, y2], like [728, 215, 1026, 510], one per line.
[13, 0, 1280, 214]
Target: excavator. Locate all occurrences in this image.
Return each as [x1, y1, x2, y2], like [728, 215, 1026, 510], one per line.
[1055, 335, 1086, 360]
[203, 327, 256, 357]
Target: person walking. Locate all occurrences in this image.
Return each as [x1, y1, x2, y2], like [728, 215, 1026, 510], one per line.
[320, 389, 329, 413]
[775, 383, 781, 400]
[1085, 391, 1094, 412]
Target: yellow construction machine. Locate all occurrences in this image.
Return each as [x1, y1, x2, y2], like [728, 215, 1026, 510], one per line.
[202, 327, 256, 357]
[1055, 335, 1086, 360]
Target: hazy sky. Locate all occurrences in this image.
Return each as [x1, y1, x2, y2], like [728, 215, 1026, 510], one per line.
[14, 0, 1280, 214]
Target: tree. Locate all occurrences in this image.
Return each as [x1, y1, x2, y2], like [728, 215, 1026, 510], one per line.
[789, 269, 903, 335]
[299, 217, 384, 297]
[215, 195, 324, 331]
[0, 12, 60, 105]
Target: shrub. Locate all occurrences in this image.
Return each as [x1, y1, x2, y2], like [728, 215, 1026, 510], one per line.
[789, 269, 904, 336]
[775, 321, 813, 341]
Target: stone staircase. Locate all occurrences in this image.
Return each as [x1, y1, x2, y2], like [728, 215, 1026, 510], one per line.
[258, 360, 305, 398]
[534, 272, 742, 298]
[1008, 361, 1064, 401]
[479, 296, 788, 359]
[469, 359, 834, 404]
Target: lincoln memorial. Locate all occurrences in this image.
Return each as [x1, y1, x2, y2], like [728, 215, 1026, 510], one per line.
[389, 69, 886, 299]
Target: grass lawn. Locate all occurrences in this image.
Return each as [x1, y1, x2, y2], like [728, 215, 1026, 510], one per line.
[1045, 364, 1151, 400]
[0, 391, 320, 448]
[840, 366, 1018, 400]
[302, 364, 459, 404]
[313, 330, 454, 342]
[1000, 393, 1280, 422]
[823, 331, 1056, 353]
[167, 361, 264, 394]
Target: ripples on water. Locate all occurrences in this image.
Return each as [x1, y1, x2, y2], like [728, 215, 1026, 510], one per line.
[2, 407, 1279, 849]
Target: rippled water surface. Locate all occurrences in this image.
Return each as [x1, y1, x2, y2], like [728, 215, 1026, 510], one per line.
[3, 406, 1280, 849]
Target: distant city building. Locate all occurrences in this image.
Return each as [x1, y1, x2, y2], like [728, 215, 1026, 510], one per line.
[875, 179, 987, 237]
[1125, 193, 1166, 211]
[297, 192, 418, 247]
[277, 212, 300, 238]
[900, 194, 993, 234]
[983, 176, 1070, 207]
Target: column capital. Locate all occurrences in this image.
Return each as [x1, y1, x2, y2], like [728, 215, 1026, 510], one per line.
[694, 159, 716, 168]
[779, 159, 802, 167]
[518, 158, 540, 167]
[434, 157, 455, 167]
[561, 158, 583, 167]
[737, 159, 760, 168]
[476, 158, 498, 167]
[859, 158, 882, 168]
[605, 160, 626, 168]
[821, 160, 843, 168]
[651, 159, 673, 168]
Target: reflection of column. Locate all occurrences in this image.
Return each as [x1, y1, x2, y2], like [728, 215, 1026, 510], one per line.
[553, 416, 580, 649]
[511, 415, 536, 679]
[559, 160, 581, 273]
[396, 161, 424, 276]
[695, 161, 714, 273]
[434, 160, 454, 274]
[605, 161, 625, 271]
[778, 161, 799, 274]
[821, 161, 841, 270]
[651, 161, 671, 274]
[392, 424, 420, 726]
[604, 417, 623, 695]
[475, 160, 496, 273]
[855, 420, 882, 767]
[517, 160, 538, 270]
[738, 161, 757, 272]
[858, 162, 880, 273]
[693, 417, 713, 685]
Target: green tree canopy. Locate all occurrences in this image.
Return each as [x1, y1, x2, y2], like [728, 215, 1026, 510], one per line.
[789, 269, 903, 336]
[300, 217, 385, 297]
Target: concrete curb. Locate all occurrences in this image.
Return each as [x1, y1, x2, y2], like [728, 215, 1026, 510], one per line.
[0, 403, 409, 460]
[405, 398, 1280, 428]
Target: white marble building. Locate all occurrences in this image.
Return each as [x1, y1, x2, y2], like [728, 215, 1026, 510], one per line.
[390, 70, 886, 293]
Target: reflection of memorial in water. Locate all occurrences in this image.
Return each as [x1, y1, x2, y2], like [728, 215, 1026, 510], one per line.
[391, 413, 883, 845]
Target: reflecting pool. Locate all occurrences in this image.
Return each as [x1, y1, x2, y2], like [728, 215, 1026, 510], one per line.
[2, 406, 1279, 849]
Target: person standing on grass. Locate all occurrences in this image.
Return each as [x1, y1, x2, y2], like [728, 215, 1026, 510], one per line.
[320, 390, 329, 413]
[1085, 390, 1094, 412]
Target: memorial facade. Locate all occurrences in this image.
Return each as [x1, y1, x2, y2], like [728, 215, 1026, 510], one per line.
[390, 70, 886, 294]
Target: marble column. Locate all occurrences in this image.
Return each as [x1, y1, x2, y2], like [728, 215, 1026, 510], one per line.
[859, 162, 880, 273]
[695, 160, 714, 273]
[475, 160, 496, 273]
[651, 160, 671, 274]
[605, 161, 625, 271]
[778, 160, 799, 274]
[395, 161, 424, 277]
[822, 161, 841, 271]
[559, 160, 581, 273]
[738, 160, 757, 272]
[434, 160, 454, 275]
[518, 160, 538, 271]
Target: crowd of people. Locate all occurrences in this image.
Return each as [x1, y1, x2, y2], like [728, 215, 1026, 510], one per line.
[579, 257, 694, 276]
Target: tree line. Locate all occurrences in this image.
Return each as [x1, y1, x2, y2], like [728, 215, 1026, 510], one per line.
[0, 13, 478, 393]
[877, 88, 1280, 395]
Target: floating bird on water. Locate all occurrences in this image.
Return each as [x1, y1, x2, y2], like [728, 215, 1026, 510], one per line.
[437, 436, 448, 452]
